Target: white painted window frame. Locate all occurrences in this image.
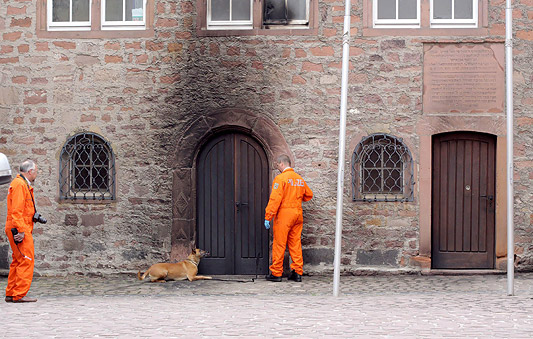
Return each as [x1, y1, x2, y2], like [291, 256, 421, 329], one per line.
[101, 0, 147, 30]
[47, 0, 92, 31]
[430, 0, 478, 28]
[207, 0, 254, 30]
[373, 0, 420, 28]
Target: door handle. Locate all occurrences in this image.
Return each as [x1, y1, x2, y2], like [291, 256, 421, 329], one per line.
[235, 202, 249, 208]
[480, 195, 494, 207]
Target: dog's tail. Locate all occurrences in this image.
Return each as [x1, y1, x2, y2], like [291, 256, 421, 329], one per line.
[137, 268, 150, 281]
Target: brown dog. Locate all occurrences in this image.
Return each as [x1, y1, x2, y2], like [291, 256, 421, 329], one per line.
[137, 248, 212, 282]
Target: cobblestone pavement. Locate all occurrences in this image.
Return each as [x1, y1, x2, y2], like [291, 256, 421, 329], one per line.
[2, 272, 533, 338]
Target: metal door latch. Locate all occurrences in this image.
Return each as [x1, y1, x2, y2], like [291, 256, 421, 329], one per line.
[480, 195, 494, 207]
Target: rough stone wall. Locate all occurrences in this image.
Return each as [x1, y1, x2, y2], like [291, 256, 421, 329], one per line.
[0, 0, 531, 275]
[511, 0, 533, 269]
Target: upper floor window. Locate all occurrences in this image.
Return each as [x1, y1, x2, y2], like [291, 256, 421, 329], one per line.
[363, 0, 487, 35]
[48, 0, 91, 31]
[264, 0, 309, 25]
[102, 0, 146, 30]
[207, 0, 253, 29]
[48, 0, 146, 31]
[198, 0, 317, 35]
[207, 0, 309, 29]
[351, 134, 414, 202]
[38, 0, 154, 38]
[59, 132, 116, 202]
[373, 0, 420, 28]
[373, 0, 476, 28]
[431, 0, 477, 28]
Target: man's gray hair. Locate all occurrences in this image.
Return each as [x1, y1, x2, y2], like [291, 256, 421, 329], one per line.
[276, 154, 291, 167]
[20, 160, 36, 173]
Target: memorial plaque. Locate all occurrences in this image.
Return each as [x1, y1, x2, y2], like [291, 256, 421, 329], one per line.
[423, 43, 504, 114]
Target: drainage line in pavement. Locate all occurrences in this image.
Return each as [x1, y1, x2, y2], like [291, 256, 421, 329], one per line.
[209, 278, 257, 283]
[208, 256, 261, 282]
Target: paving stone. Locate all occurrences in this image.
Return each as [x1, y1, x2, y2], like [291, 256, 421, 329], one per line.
[1, 273, 533, 337]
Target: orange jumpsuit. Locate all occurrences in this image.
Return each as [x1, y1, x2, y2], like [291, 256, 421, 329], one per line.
[5, 175, 36, 301]
[265, 168, 313, 277]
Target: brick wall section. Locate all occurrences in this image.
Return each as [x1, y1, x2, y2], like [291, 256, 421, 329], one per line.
[0, 0, 531, 275]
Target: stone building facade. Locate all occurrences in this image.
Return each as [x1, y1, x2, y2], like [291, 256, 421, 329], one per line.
[0, 0, 532, 276]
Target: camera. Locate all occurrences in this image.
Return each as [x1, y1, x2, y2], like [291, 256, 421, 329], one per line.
[33, 212, 47, 224]
[10, 228, 22, 244]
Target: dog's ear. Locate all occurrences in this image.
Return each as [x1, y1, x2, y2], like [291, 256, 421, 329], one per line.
[191, 244, 196, 253]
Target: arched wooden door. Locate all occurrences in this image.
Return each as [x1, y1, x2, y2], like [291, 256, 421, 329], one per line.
[196, 132, 270, 275]
[432, 132, 496, 269]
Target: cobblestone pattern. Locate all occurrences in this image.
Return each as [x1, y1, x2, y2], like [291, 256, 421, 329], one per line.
[0, 0, 532, 275]
[2, 273, 533, 337]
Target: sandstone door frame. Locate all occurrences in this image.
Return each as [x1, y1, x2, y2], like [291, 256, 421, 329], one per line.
[170, 109, 292, 262]
[418, 116, 508, 269]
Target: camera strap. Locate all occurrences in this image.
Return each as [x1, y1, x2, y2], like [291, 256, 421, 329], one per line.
[19, 174, 37, 215]
[13, 242, 31, 261]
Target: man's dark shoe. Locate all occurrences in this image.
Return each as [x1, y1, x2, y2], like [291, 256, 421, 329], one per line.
[288, 270, 302, 282]
[13, 296, 37, 303]
[5, 296, 13, 303]
[265, 273, 282, 282]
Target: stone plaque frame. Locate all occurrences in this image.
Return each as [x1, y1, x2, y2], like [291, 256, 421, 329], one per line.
[423, 43, 505, 114]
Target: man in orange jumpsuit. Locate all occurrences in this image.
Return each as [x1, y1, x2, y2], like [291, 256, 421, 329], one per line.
[264, 154, 313, 282]
[5, 160, 40, 303]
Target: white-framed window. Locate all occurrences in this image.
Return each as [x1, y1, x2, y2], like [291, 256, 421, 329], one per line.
[47, 0, 92, 31]
[39, 0, 154, 37]
[101, 0, 147, 30]
[430, 0, 477, 28]
[373, 0, 420, 28]
[207, 0, 254, 29]
[206, 0, 310, 30]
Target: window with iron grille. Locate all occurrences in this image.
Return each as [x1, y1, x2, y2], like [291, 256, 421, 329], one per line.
[351, 133, 414, 202]
[59, 132, 116, 201]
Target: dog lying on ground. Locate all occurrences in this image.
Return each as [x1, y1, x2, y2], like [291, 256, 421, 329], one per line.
[137, 248, 212, 282]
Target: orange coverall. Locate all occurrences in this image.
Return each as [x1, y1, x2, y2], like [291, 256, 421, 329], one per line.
[265, 168, 313, 277]
[5, 175, 36, 301]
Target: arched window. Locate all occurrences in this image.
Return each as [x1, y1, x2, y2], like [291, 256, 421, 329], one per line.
[351, 133, 414, 202]
[59, 132, 116, 201]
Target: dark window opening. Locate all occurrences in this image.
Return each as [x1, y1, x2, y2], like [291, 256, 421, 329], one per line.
[263, 0, 308, 25]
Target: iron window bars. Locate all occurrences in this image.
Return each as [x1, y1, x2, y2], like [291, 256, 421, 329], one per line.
[59, 132, 116, 201]
[352, 133, 414, 202]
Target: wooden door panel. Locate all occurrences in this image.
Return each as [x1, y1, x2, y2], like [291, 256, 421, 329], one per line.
[235, 135, 269, 274]
[454, 140, 464, 252]
[432, 132, 495, 269]
[197, 135, 235, 274]
[479, 141, 489, 253]
[197, 133, 269, 275]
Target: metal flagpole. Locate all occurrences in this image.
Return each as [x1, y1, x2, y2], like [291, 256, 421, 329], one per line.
[333, 0, 351, 297]
[505, 0, 514, 296]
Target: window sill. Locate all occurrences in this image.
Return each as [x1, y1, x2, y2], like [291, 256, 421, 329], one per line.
[353, 193, 414, 202]
[58, 198, 116, 204]
[363, 27, 490, 37]
[197, 27, 318, 37]
[36, 28, 154, 39]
